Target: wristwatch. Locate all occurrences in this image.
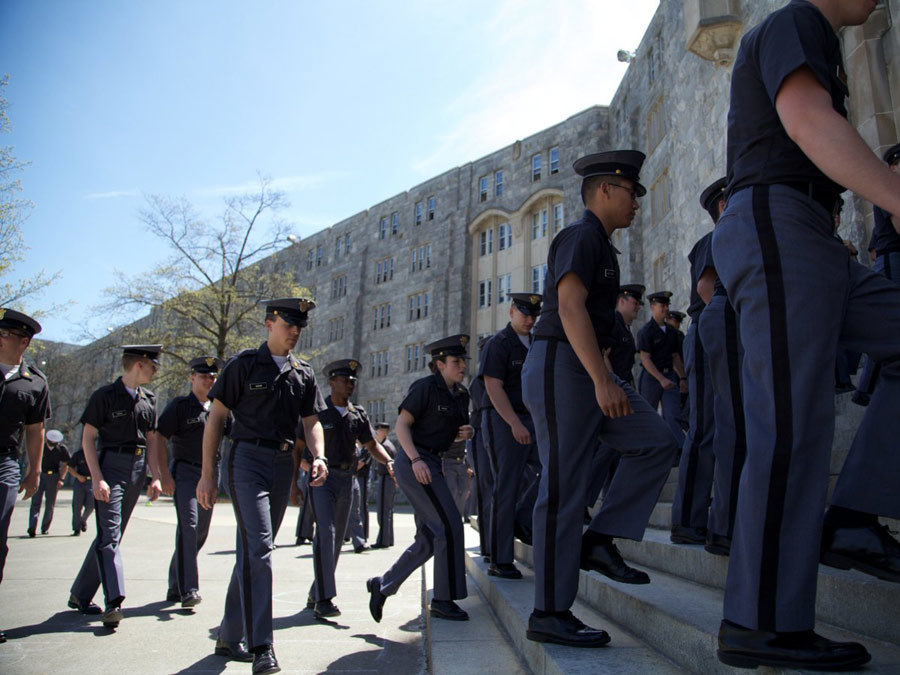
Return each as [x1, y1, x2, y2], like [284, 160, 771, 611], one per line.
[313, 456, 328, 466]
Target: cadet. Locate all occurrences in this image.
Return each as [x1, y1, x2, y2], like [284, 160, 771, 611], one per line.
[371, 422, 397, 549]
[27, 428, 69, 536]
[480, 292, 541, 579]
[0, 308, 49, 644]
[636, 291, 687, 445]
[670, 219, 717, 546]
[304, 359, 391, 619]
[68, 345, 164, 628]
[67, 444, 94, 536]
[522, 151, 678, 647]
[468, 339, 493, 560]
[197, 298, 327, 674]
[367, 335, 474, 623]
[694, 177, 746, 556]
[158, 355, 222, 608]
[442, 439, 468, 520]
[712, 1, 900, 669]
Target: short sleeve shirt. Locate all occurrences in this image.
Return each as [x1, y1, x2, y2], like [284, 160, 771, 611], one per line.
[479, 323, 531, 414]
[687, 232, 715, 320]
[41, 442, 70, 472]
[68, 448, 90, 476]
[608, 311, 637, 384]
[311, 395, 375, 466]
[157, 392, 209, 464]
[0, 361, 51, 449]
[375, 438, 397, 476]
[208, 342, 326, 444]
[398, 373, 470, 454]
[468, 377, 486, 428]
[726, 0, 848, 196]
[533, 209, 620, 349]
[871, 206, 900, 256]
[80, 377, 157, 448]
[636, 319, 680, 372]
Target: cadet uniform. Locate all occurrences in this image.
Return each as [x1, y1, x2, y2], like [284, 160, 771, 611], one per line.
[160, 355, 223, 606]
[713, 2, 897, 668]
[28, 430, 69, 536]
[442, 439, 468, 519]
[636, 292, 686, 446]
[372, 424, 397, 548]
[0, 309, 50, 643]
[211, 298, 325, 660]
[68, 446, 95, 535]
[69, 345, 160, 623]
[347, 445, 371, 552]
[522, 152, 677, 646]
[294, 464, 315, 544]
[467, 370, 493, 558]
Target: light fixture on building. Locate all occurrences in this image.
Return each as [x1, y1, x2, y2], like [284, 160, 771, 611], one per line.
[287, 234, 299, 245]
[617, 50, 635, 63]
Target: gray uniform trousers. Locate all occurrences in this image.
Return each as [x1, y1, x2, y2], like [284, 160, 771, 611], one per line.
[218, 442, 292, 650]
[374, 472, 396, 547]
[523, 338, 678, 612]
[29, 472, 61, 533]
[482, 409, 536, 565]
[698, 293, 746, 539]
[0, 454, 20, 583]
[585, 443, 620, 510]
[72, 478, 94, 532]
[470, 427, 493, 557]
[347, 471, 366, 550]
[294, 470, 315, 541]
[712, 184, 900, 632]
[375, 450, 467, 602]
[854, 251, 900, 399]
[441, 456, 469, 519]
[671, 323, 716, 531]
[70, 450, 145, 607]
[309, 469, 354, 602]
[166, 460, 214, 596]
[638, 368, 686, 448]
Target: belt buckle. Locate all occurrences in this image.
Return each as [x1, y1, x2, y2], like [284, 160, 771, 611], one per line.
[135, 448, 144, 457]
[279, 442, 291, 452]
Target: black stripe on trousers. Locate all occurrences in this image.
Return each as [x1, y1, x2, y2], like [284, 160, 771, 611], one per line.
[308, 484, 328, 601]
[724, 299, 747, 539]
[678, 328, 706, 526]
[542, 339, 560, 610]
[422, 480, 460, 599]
[485, 413, 500, 561]
[227, 445, 255, 647]
[752, 185, 795, 630]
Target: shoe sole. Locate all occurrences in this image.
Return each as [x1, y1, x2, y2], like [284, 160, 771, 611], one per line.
[580, 564, 651, 584]
[487, 569, 523, 579]
[429, 609, 469, 621]
[67, 601, 102, 615]
[526, 629, 611, 648]
[253, 663, 281, 675]
[103, 608, 123, 625]
[820, 551, 900, 583]
[181, 598, 201, 608]
[705, 544, 731, 557]
[314, 608, 341, 619]
[213, 647, 254, 662]
[717, 649, 871, 671]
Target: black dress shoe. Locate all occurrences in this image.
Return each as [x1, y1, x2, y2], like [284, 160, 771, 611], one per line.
[314, 599, 341, 618]
[27, 529, 35, 538]
[166, 588, 180, 603]
[526, 610, 611, 648]
[72, 530, 80, 536]
[429, 599, 469, 621]
[40, 529, 49, 535]
[305, 596, 315, 610]
[367, 577, 386, 623]
[514, 524, 533, 546]
[717, 619, 870, 670]
[488, 562, 523, 579]
[581, 539, 650, 584]
[483, 554, 491, 563]
[821, 521, 900, 583]
[705, 533, 731, 557]
[67, 594, 103, 615]
[81, 522, 87, 532]
[0, 629, 6, 643]
[354, 544, 371, 554]
[181, 590, 202, 608]
[252, 644, 280, 674]
[670, 525, 707, 545]
[214, 638, 254, 662]
[295, 537, 308, 546]
[370, 543, 388, 549]
[102, 605, 123, 627]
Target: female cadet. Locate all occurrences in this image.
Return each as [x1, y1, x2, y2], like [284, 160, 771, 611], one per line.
[366, 334, 474, 623]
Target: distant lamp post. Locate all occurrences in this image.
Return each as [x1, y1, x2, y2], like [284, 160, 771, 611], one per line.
[684, 0, 743, 67]
[617, 50, 635, 63]
[287, 234, 299, 245]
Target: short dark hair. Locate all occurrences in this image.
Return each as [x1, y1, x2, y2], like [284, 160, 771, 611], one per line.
[581, 176, 604, 205]
[122, 354, 142, 371]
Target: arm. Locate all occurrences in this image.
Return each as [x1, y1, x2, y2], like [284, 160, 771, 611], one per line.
[640, 351, 674, 390]
[290, 438, 305, 506]
[558, 273, 632, 418]
[18, 423, 44, 499]
[196, 399, 229, 510]
[154, 433, 175, 495]
[395, 409, 432, 484]
[483, 376, 531, 444]
[58, 462, 68, 488]
[776, 67, 900, 224]
[82, 423, 110, 503]
[144, 430, 163, 501]
[697, 268, 717, 305]
[673, 353, 687, 394]
[301, 415, 327, 487]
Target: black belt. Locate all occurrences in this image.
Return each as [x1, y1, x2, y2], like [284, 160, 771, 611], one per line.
[174, 457, 203, 468]
[103, 446, 146, 457]
[329, 463, 355, 472]
[243, 438, 293, 452]
[444, 456, 465, 464]
[43, 470, 59, 475]
[783, 181, 839, 216]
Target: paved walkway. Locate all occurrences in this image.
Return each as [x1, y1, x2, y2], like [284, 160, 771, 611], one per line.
[0, 490, 426, 674]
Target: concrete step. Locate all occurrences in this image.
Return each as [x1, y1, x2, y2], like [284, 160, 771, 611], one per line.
[510, 539, 900, 674]
[465, 548, 684, 674]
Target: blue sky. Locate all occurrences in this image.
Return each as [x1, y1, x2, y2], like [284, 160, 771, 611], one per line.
[2, 0, 658, 343]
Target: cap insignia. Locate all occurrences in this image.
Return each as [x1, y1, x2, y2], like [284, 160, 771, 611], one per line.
[299, 300, 309, 312]
[349, 360, 358, 370]
[530, 295, 540, 305]
[460, 336, 469, 346]
[205, 357, 215, 367]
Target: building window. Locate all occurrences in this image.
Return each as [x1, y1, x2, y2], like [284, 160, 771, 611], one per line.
[497, 274, 511, 304]
[651, 169, 671, 226]
[373, 303, 392, 330]
[374, 257, 394, 284]
[553, 203, 564, 232]
[331, 275, 347, 299]
[408, 292, 429, 321]
[415, 202, 423, 225]
[334, 236, 342, 259]
[532, 209, 548, 240]
[328, 317, 344, 343]
[479, 279, 493, 308]
[366, 399, 387, 423]
[495, 170, 503, 196]
[498, 222, 511, 251]
[316, 245, 324, 267]
[306, 249, 314, 271]
[391, 212, 399, 235]
[406, 343, 428, 372]
[411, 244, 432, 272]
[379, 217, 387, 240]
[647, 96, 667, 152]
[427, 196, 435, 220]
[648, 46, 657, 84]
[480, 229, 493, 256]
[344, 232, 351, 254]
[532, 154, 542, 182]
[298, 325, 313, 350]
[653, 252, 667, 290]
[549, 146, 559, 174]
[370, 350, 389, 378]
[531, 264, 548, 293]
[480, 176, 489, 202]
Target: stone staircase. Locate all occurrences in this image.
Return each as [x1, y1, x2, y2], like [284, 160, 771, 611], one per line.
[464, 393, 900, 673]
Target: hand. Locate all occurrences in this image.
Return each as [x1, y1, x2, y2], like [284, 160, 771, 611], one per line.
[679, 379, 688, 394]
[76, 475, 86, 483]
[457, 425, 474, 441]
[161, 475, 175, 496]
[660, 377, 676, 391]
[594, 378, 633, 419]
[94, 480, 111, 503]
[467, 468, 475, 479]
[510, 419, 532, 445]
[412, 459, 432, 485]
[309, 458, 328, 487]
[300, 459, 310, 472]
[57, 479, 64, 488]
[146, 478, 162, 502]
[196, 475, 218, 510]
[18, 471, 39, 500]
[289, 480, 300, 507]
[386, 461, 395, 481]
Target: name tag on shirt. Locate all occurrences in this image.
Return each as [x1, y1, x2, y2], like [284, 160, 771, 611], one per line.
[186, 417, 203, 425]
[604, 269, 616, 279]
[111, 410, 127, 419]
[322, 423, 335, 430]
[249, 382, 268, 391]
[437, 404, 449, 413]
[512, 359, 523, 366]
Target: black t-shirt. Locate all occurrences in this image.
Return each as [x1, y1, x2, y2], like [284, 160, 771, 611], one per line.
[479, 323, 531, 414]
[0, 361, 51, 450]
[80, 377, 157, 448]
[398, 373, 470, 454]
[871, 206, 900, 256]
[41, 442, 70, 473]
[533, 209, 620, 349]
[375, 438, 397, 476]
[726, 0, 847, 197]
[687, 232, 714, 320]
[608, 311, 637, 384]
[68, 448, 90, 477]
[208, 342, 326, 445]
[636, 319, 680, 372]
[157, 392, 210, 464]
[310, 395, 375, 467]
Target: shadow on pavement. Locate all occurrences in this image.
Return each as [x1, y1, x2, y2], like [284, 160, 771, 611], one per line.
[172, 652, 228, 674]
[325, 633, 423, 672]
[3, 611, 118, 640]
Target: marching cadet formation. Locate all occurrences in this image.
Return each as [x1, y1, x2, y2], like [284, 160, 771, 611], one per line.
[2, 2, 900, 672]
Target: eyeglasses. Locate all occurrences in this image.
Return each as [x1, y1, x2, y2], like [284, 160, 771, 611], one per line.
[140, 360, 159, 373]
[607, 182, 639, 201]
[0, 328, 28, 339]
